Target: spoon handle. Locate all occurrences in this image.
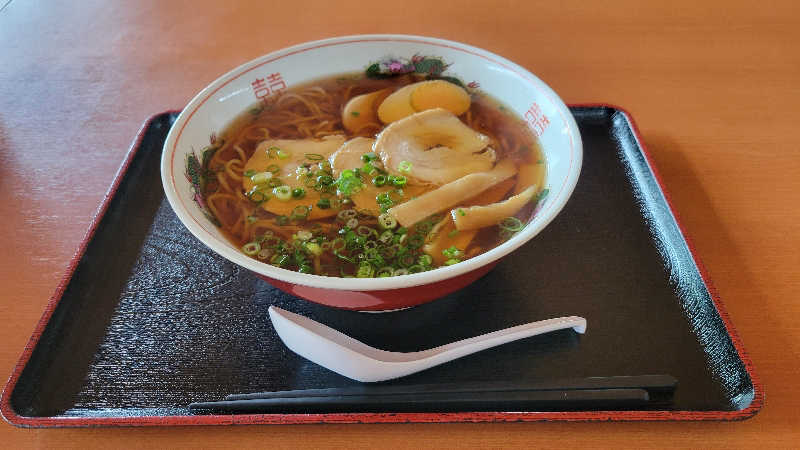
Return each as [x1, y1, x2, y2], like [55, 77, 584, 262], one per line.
[415, 316, 586, 364]
[269, 306, 587, 382]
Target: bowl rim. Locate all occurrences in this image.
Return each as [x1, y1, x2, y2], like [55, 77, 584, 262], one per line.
[161, 34, 582, 291]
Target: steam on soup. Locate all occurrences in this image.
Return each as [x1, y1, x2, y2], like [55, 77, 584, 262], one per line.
[199, 73, 546, 278]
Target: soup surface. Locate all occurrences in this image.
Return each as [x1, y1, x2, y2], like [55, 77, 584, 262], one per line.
[195, 72, 546, 277]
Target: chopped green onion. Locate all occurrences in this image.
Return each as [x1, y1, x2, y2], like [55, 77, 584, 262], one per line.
[408, 264, 425, 274]
[268, 177, 283, 188]
[341, 169, 356, 179]
[381, 245, 398, 258]
[298, 264, 314, 274]
[261, 234, 281, 247]
[361, 152, 378, 163]
[273, 185, 291, 201]
[266, 146, 280, 158]
[296, 230, 313, 241]
[316, 198, 331, 209]
[242, 242, 261, 256]
[393, 268, 409, 276]
[335, 249, 355, 263]
[372, 175, 387, 187]
[243, 169, 256, 177]
[350, 111, 360, 117]
[442, 246, 463, 259]
[376, 266, 394, 277]
[534, 188, 550, 205]
[390, 175, 407, 187]
[346, 218, 358, 229]
[277, 149, 290, 159]
[364, 248, 383, 264]
[291, 188, 306, 199]
[356, 225, 377, 238]
[266, 164, 280, 174]
[356, 262, 374, 278]
[251, 171, 273, 184]
[305, 153, 323, 161]
[317, 175, 334, 185]
[499, 217, 524, 232]
[457, 208, 466, 217]
[398, 253, 415, 267]
[444, 258, 461, 266]
[378, 230, 394, 244]
[246, 215, 258, 224]
[376, 192, 392, 204]
[335, 174, 363, 196]
[378, 213, 397, 229]
[275, 215, 289, 226]
[305, 242, 322, 256]
[418, 254, 433, 266]
[271, 253, 290, 267]
[355, 235, 368, 247]
[397, 160, 412, 173]
[247, 189, 269, 204]
[291, 205, 311, 221]
[362, 162, 377, 175]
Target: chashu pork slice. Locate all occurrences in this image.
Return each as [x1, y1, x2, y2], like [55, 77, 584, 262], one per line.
[329, 137, 425, 215]
[374, 108, 495, 186]
[242, 136, 345, 220]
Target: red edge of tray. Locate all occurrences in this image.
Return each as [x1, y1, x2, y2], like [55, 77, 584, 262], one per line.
[1, 106, 764, 427]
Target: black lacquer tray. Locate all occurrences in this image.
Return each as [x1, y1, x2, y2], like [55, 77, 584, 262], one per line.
[1, 107, 762, 426]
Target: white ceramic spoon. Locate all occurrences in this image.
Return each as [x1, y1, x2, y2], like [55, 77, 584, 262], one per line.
[268, 306, 587, 383]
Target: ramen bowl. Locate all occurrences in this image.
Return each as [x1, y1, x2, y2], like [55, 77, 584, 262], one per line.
[161, 35, 582, 311]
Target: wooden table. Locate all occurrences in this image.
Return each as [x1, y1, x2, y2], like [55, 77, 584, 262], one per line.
[1, 0, 798, 447]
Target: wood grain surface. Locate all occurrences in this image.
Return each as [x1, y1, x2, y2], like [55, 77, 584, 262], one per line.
[1, 0, 798, 447]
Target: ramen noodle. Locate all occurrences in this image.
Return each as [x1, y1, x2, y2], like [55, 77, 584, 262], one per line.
[197, 73, 547, 278]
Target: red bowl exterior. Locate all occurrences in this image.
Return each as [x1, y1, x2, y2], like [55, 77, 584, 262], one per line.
[258, 261, 499, 311]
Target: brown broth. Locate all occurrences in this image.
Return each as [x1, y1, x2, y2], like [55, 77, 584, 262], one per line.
[201, 73, 546, 277]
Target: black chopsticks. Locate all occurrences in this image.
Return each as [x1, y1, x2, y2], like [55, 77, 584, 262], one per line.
[189, 374, 676, 413]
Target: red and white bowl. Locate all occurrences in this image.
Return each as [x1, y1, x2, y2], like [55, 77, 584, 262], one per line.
[161, 35, 582, 311]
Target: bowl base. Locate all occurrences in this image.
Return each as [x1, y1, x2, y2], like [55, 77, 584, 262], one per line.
[257, 261, 498, 311]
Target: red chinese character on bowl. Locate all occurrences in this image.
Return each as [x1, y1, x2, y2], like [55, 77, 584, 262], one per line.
[525, 102, 551, 137]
